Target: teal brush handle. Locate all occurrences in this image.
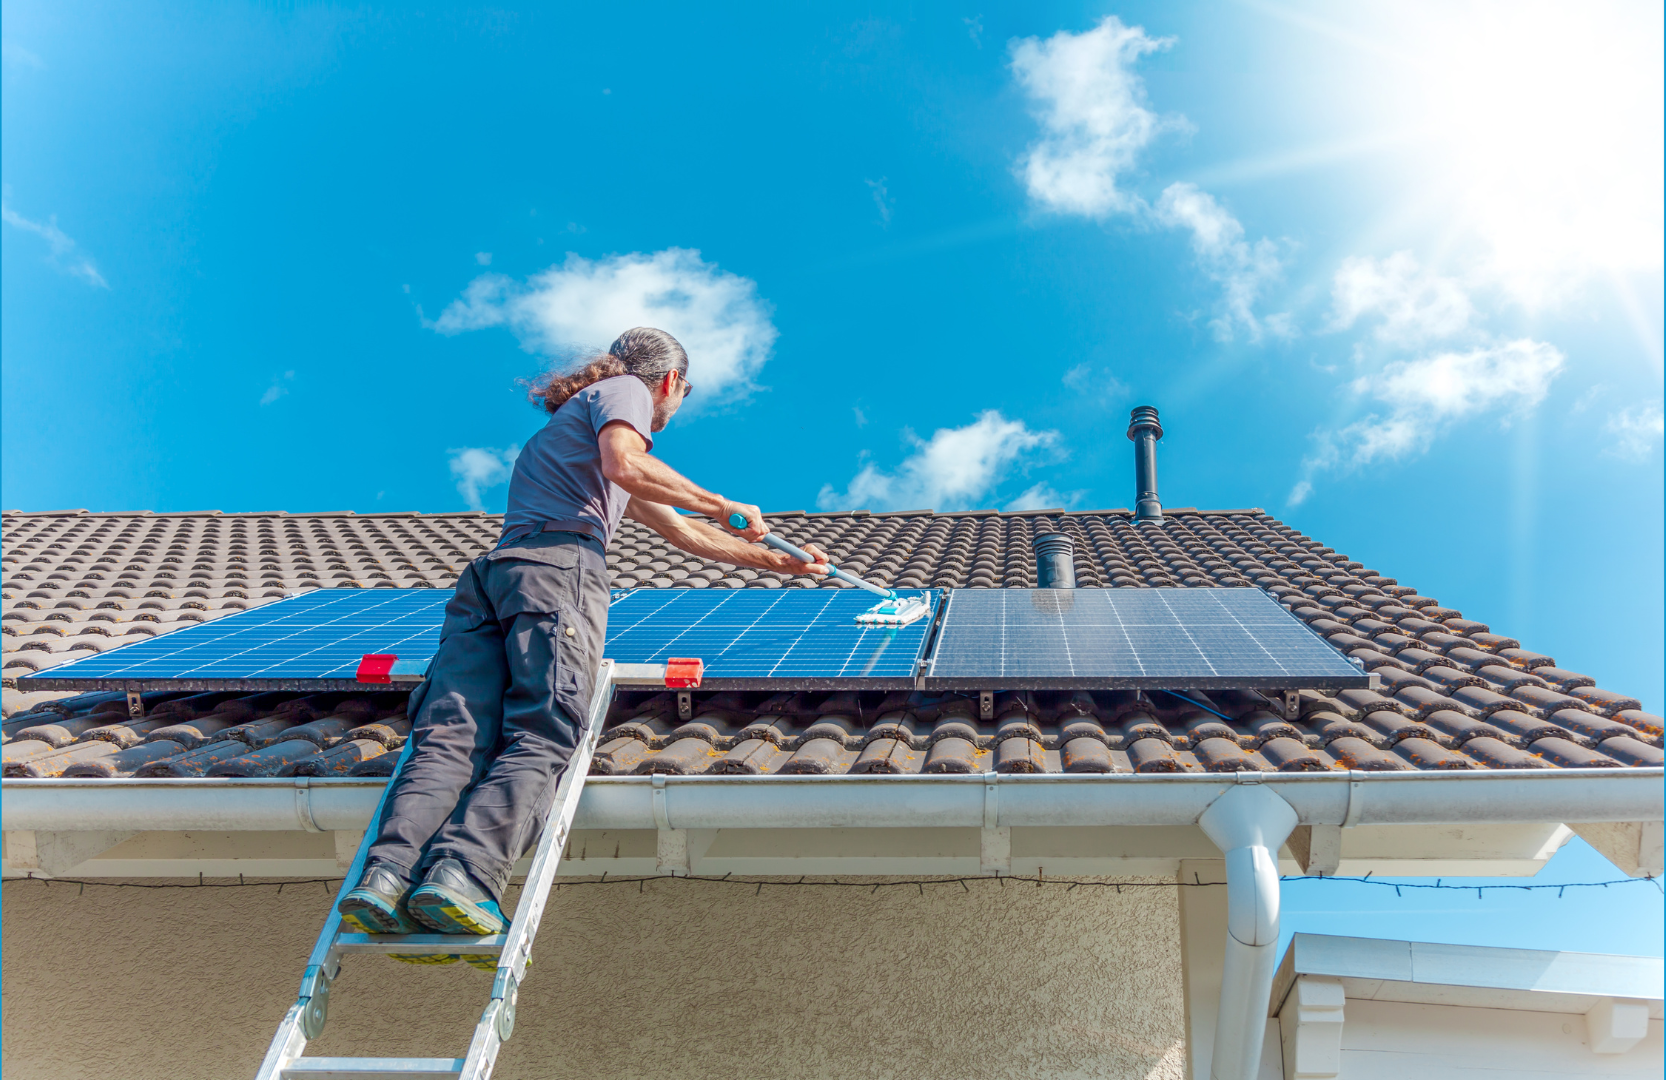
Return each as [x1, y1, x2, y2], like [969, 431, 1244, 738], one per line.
[729, 513, 894, 599]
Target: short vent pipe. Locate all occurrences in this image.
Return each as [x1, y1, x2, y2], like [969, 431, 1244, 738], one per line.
[1197, 783, 1299, 1080]
[1032, 533, 1076, 589]
[1127, 405, 1164, 522]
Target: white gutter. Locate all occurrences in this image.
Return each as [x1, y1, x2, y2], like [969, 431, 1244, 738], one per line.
[3, 768, 1660, 834]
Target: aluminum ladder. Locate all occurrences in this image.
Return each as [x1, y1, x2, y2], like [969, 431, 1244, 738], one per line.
[254, 660, 680, 1080]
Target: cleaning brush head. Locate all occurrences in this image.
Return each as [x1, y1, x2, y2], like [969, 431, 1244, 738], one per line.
[855, 592, 933, 627]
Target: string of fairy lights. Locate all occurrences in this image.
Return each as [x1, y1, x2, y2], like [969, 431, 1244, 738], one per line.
[5, 870, 1659, 898]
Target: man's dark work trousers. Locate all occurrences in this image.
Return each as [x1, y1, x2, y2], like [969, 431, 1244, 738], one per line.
[363, 531, 609, 904]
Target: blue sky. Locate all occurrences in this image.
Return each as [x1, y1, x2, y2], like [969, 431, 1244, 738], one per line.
[3, 3, 1661, 950]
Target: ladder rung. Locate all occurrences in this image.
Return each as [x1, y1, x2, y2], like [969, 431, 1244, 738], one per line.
[280, 1057, 463, 1079]
[334, 933, 506, 955]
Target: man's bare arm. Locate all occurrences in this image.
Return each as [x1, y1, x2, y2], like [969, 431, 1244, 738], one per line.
[623, 497, 830, 576]
[598, 421, 769, 540]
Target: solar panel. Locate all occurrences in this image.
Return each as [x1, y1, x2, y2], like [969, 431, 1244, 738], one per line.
[604, 587, 939, 689]
[16, 589, 450, 692]
[19, 586, 940, 692]
[924, 587, 1368, 690]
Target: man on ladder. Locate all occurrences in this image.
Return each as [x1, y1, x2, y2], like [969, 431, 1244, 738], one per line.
[337, 327, 829, 947]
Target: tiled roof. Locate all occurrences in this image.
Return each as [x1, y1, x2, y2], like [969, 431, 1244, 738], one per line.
[3, 508, 1660, 779]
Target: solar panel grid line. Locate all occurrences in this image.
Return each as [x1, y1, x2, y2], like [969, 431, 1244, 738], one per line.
[1152, 590, 1220, 679]
[608, 588, 737, 654]
[601, 588, 936, 687]
[49, 591, 327, 678]
[1208, 588, 1293, 676]
[20, 589, 452, 688]
[135, 592, 439, 680]
[924, 587, 1367, 690]
[614, 588, 806, 679]
[1105, 591, 1146, 677]
[182, 596, 427, 679]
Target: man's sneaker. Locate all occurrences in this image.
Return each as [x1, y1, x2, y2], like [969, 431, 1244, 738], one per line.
[338, 864, 420, 934]
[338, 863, 457, 965]
[408, 857, 506, 935]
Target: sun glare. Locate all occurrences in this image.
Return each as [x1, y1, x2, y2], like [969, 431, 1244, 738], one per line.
[1304, 0, 1663, 302]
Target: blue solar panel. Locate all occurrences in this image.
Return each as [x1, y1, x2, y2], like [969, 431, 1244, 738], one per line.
[925, 587, 1367, 690]
[17, 589, 450, 690]
[20, 585, 940, 692]
[605, 588, 939, 688]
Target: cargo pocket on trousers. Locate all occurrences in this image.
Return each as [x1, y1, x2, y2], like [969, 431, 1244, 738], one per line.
[550, 606, 592, 729]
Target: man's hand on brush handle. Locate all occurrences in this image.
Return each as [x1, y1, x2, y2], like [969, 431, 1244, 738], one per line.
[724, 507, 831, 577]
[601, 425, 826, 576]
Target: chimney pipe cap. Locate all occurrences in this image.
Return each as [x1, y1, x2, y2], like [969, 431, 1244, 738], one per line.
[1127, 405, 1163, 442]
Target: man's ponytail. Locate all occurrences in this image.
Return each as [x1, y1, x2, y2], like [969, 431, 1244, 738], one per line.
[526, 327, 688, 414]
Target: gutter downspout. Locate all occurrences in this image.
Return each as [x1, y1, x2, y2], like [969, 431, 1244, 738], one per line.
[1197, 781, 1298, 1080]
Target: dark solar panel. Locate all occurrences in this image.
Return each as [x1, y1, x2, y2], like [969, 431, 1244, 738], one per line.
[17, 589, 450, 691]
[604, 587, 938, 689]
[924, 587, 1368, 690]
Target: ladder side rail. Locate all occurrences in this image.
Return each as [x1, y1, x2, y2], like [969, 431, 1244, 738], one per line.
[456, 659, 621, 1080]
[255, 737, 418, 1079]
[499, 659, 619, 983]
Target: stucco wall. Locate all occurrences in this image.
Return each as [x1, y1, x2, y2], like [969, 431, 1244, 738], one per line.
[2, 874, 1185, 1080]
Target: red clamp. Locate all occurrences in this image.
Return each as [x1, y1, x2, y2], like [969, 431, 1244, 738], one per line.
[357, 654, 397, 684]
[663, 657, 704, 688]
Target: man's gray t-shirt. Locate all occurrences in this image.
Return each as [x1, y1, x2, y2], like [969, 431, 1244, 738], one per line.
[502, 375, 655, 545]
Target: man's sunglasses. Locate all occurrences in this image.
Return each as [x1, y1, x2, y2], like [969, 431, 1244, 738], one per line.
[676, 371, 694, 399]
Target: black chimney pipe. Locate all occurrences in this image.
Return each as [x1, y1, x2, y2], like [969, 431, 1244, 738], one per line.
[1033, 532, 1076, 589]
[1127, 406, 1163, 522]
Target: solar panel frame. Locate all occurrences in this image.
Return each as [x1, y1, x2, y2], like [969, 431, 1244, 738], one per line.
[15, 588, 452, 692]
[923, 587, 1369, 690]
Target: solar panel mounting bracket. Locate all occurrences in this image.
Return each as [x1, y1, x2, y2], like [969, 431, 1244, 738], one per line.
[663, 657, 704, 689]
[356, 655, 428, 685]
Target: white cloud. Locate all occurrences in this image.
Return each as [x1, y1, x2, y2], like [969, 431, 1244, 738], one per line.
[1009, 16, 1176, 217]
[1606, 404, 1664, 461]
[1009, 21, 1292, 343]
[964, 15, 983, 48]
[475, 251, 492, 266]
[817, 411, 1059, 512]
[449, 445, 520, 511]
[1329, 252, 1473, 344]
[433, 248, 775, 403]
[259, 370, 296, 406]
[1286, 479, 1313, 507]
[1155, 183, 1286, 342]
[865, 178, 893, 226]
[1302, 339, 1564, 480]
[1, 199, 108, 288]
[1005, 482, 1077, 512]
[2, 41, 45, 70]
[1062, 363, 1130, 401]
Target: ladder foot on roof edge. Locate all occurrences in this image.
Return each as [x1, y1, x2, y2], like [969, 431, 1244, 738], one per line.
[253, 658, 692, 1080]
